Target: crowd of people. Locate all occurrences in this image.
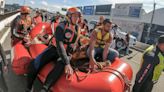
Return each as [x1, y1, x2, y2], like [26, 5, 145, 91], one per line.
[0, 5, 163, 92]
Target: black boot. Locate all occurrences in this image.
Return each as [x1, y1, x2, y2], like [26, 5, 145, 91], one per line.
[26, 61, 37, 92]
[40, 61, 65, 92]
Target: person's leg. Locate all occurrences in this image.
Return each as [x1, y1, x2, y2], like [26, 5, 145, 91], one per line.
[87, 47, 103, 61]
[132, 73, 154, 92]
[126, 46, 129, 55]
[26, 46, 58, 91]
[140, 81, 154, 92]
[107, 48, 119, 63]
[41, 61, 65, 91]
[132, 80, 142, 92]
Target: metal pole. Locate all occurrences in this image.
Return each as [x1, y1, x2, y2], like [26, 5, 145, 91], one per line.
[145, 0, 156, 43]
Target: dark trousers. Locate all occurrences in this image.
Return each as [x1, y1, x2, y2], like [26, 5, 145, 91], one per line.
[132, 76, 154, 92]
[27, 45, 65, 90]
[87, 47, 119, 62]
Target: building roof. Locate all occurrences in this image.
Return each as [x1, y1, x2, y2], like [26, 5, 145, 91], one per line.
[142, 8, 164, 26]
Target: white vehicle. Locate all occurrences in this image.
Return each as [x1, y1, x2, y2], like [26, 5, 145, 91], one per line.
[89, 20, 137, 50]
[111, 26, 137, 50]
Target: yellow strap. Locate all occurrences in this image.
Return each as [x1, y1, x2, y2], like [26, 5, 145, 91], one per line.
[95, 29, 110, 48]
[140, 45, 154, 67]
[152, 52, 164, 81]
[97, 31, 102, 40]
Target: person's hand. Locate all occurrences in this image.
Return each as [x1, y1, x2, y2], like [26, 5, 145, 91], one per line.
[89, 59, 98, 71]
[103, 60, 111, 67]
[31, 24, 35, 28]
[65, 64, 73, 77]
[24, 41, 31, 47]
[37, 34, 42, 39]
[79, 45, 87, 51]
[23, 35, 31, 42]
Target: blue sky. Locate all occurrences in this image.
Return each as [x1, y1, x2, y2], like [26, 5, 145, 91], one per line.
[6, 0, 164, 13]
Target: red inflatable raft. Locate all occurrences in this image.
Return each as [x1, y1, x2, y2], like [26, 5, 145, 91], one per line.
[12, 22, 133, 92]
[12, 23, 51, 75]
[36, 57, 132, 92]
[11, 43, 32, 75]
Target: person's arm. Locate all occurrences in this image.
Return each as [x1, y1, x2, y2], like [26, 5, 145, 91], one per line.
[55, 26, 70, 65]
[89, 31, 97, 68]
[13, 28, 21, 38]
[55, 26, 73, 75]
[103, 33, 112, 62]
[12, 22, 24, 39]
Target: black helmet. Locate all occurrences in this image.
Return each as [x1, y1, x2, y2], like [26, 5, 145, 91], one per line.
[158, 35, 164, 44]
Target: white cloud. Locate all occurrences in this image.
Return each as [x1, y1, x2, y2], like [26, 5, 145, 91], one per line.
[40, 3, 71, 14]
[41, 1, 48, 6]
[64, 0, 67, 3]
[30, 1, 35, 5]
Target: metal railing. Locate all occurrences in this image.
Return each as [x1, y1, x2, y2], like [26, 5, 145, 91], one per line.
[0, 11, 19, 21]
[0, 11, 20, 32]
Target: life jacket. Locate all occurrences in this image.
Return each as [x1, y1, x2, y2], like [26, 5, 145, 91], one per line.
[152, 50, 164, 81]
[38, 20, 60, 46]
[80, 29, 87, 36]
[56, 21, 80, 54]
[33, 16, 42, 25]
[94, 28, 110, 48]
[142, 45, 164, 81]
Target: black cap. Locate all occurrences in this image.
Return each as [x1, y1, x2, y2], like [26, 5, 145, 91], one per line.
[158, 35, 164, 44]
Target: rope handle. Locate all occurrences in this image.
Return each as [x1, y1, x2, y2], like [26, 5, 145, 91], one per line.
[74, 68, 91, 81]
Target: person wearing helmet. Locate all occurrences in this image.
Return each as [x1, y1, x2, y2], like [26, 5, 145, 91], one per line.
[11, 6, 32, 46]
[132, 35, 164, 92]
[32, 10, 42, 26]
[79, 19, 89, 37]
[25, 7, 83, 92]
[88, 19, 119, 70]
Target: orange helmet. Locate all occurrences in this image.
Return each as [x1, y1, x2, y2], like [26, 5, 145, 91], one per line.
[66, 7, 82, 17]
[20, 6, 30, 14]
